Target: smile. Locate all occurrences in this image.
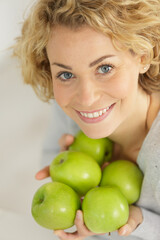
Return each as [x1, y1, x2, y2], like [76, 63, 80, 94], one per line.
[79, 106, 111, 119]
[77, 103, 115, 124]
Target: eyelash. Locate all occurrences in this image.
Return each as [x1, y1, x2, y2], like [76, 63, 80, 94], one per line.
[97, 63, 114, 75]
[56, 63, 115, 82]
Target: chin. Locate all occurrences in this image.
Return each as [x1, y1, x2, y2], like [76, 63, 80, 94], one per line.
[73, 112, 118, 139]
[80, 126, 112, 139]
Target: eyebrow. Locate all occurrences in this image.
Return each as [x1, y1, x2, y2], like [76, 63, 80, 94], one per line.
[52, 55, 116, 70]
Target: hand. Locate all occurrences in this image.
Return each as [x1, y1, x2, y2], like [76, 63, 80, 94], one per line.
[35, 134, 74, 180]
[118, 205, 143, 236]
[58, 133, 74, 151]
[54, 210, 105, 240]
[54, 206, 143, 240]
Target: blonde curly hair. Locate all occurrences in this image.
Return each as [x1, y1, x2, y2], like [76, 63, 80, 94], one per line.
[14, 0, 160, 102]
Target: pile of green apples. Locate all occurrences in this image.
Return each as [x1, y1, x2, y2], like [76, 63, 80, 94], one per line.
[31, 130, 143, 233]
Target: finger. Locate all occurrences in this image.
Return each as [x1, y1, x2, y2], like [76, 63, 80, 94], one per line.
[118, 206, 143, 236]
[54, 230, 79, 240]
[35, 166, 50, 180]
[74, 210, 95, 236]
[118, 222, 135, 236]
[75, 211, 105, 237]
[59, 134, 74, 151]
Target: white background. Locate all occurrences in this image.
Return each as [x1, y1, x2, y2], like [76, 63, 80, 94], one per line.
[0, 0, 57, 239]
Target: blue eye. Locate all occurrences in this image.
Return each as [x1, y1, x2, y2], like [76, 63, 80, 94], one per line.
[58, 72, 74, 80]
[98, 65, 112, 74]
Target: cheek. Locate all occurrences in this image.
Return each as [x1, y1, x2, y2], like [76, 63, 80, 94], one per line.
[106, 69, 139, 100]
[53, 81, 71, 107]
[53, 84, 63, 104]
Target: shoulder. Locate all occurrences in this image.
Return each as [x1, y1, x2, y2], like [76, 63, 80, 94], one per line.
[147, 92, 160, 130]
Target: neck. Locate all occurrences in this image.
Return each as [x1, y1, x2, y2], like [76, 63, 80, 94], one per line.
[109, 87, 150, 153]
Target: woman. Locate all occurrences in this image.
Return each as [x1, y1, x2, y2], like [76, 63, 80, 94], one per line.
[14, 0, 160, 239]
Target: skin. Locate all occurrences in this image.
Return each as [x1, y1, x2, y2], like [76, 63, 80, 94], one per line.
[36, 25, 160, 238]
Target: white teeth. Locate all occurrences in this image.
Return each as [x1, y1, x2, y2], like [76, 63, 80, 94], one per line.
[99, 110, 103, 116]
[88, 113, 94, 118]
[80, 112, 84, 116]
[80, 105, 111, 119]
[93, 112, 99, 118]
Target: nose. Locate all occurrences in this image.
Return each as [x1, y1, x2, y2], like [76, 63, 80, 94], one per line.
[76, 78, 99, 107]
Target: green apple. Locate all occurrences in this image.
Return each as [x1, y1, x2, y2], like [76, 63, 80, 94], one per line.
[31, 182, 81, 230]
[100, 160, 144, 204]
[50, 151, 101, 196]
[82, 186, 129, 233]
[69, 130, 113, 165]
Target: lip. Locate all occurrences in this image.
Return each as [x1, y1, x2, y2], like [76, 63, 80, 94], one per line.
[76, 103, 115, 124]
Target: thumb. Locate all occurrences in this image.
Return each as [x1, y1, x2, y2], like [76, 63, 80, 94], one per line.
[118, 206, 143, 236]
[59, 134, 74, 151]
[54, 230, 66, 239]
[74, 210, 83, 225]
[74, 210, 86, 232]
[65, 134, 75, 147]
[74, 210, 90, 236]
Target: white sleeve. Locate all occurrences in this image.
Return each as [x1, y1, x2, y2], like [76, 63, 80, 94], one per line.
[41, 101, 80, 167]
[132, 207, 160, 240]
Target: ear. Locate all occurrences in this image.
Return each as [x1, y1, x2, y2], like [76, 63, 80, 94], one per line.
[138, 54, 150, 74]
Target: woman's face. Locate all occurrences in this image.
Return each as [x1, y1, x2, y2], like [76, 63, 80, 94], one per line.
[47, 25, 144, 139]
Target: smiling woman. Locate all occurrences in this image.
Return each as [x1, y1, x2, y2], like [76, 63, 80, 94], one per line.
[46, 25, 146, 138]
[13, 0, 160, 240]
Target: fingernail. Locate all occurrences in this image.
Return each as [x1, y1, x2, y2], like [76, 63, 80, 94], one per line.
[119, 227, 128, 236]
[121, 229, 127, 235]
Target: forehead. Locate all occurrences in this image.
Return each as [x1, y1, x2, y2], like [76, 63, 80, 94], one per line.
[47, 25, 118, 55]
[46, 25, 136, 67]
